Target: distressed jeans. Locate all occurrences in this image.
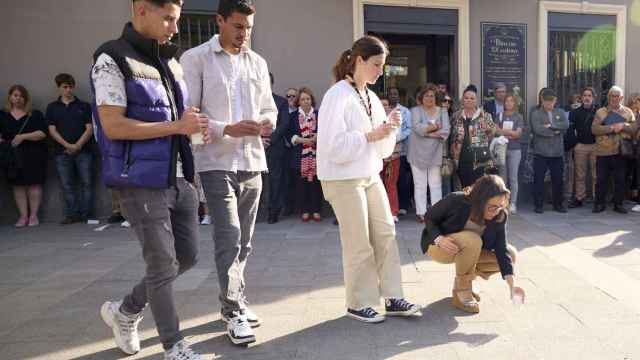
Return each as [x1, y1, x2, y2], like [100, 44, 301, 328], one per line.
[119, 178, 200, 350]
[199, 170, 261, 316]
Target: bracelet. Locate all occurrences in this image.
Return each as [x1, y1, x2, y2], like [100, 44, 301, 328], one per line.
[434, 236, 441, 247]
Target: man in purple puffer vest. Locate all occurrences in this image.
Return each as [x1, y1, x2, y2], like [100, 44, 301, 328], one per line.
[90, 1, 208, 359]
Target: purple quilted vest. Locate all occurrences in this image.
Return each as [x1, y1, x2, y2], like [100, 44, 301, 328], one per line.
[90, 23, 193, 189]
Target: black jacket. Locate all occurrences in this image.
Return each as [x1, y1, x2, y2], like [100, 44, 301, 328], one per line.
[269, 94, 291, 153]
[286, 108, 318, 171]
[483, 100, 501, 120]
[421, 192, 513, 277]
[566, 105, 597, 149]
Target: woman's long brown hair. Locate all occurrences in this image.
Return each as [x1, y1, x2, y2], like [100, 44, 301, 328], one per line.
[464, 175, 510, 224]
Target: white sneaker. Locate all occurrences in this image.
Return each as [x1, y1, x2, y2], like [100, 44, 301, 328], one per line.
[200, 215, 212, 225]
[632, 204, 640, 213]
[100, 300, 143, 355]
[225, 311, 256, 345]
[121, 220, 131, 228]
[223, 307, 261, 328]
[398, 209, 408, 216]
[509, 204, 517, 214]
[242, 307, 262, 327]
[164, 339, 203, 360]
[393, 216, 399, 223]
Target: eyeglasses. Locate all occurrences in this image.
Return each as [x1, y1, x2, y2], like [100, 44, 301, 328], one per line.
[486, 204, 506, 213]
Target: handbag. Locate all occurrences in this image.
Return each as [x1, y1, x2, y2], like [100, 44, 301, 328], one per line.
[2, 116, 30, 181]
[441, 156, 455, 177]
[620, 137, 635, 159]
[473, 146, 492, 166]
[441, 140, 455, 177]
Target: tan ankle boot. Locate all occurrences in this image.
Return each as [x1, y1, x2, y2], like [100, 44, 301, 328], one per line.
[452, 275, 479, 313]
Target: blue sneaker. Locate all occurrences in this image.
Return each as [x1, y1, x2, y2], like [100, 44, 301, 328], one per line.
[385, 298, 421, 316]
[347, 307, 385, 323]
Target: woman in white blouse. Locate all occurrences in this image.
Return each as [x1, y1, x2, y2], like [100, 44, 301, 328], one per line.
[317, 35, 420, 323]
[408, 84, 450, 223]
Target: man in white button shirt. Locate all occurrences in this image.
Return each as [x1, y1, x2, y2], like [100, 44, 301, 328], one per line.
[180, 0, 276, 346]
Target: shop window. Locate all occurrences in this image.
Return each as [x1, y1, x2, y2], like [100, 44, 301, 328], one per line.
[548, 13, 616, 108]
[175, 13, 218, 54]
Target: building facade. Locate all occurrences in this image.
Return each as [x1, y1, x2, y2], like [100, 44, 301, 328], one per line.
[1, 0, 639, 223]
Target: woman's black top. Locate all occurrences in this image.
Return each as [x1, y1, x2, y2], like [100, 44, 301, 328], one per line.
[421, 192, 514, 277]
[0, 110, 48, 185]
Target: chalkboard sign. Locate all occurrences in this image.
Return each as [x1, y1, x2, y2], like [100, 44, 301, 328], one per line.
[481, 22, 527, 116]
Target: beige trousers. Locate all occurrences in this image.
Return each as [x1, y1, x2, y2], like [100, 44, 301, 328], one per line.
[427, 230, 517, 280]
[322, 175, 404, 310]
[573, 143, 597, 201]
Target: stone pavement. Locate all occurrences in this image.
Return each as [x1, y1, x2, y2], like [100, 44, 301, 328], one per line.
[1, 205, 640, 360]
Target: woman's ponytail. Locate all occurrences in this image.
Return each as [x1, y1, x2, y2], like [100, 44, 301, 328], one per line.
[331, 35, 388, 83]
[332, 49, 354, 83]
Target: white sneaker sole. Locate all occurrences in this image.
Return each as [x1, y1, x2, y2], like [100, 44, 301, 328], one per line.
[221, 314, 262, 328]
[100, 302, 139, 355]
[386, 306, 423, 317]
[227, 330, 256, 345]
[346, 312, 385, 323]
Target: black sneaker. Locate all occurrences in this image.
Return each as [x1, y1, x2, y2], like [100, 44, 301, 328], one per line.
[613, 205, 628, 214]
[385, 298, 421, 317]
[534, 206, 544, 214]
[553, 205, 568, 213]
[568, 199, 583, 208]
[267, 214, 279, 224]
[347, 307, 385, 323]
[60, 217, 76, 225]
[108, 213, 125, 224]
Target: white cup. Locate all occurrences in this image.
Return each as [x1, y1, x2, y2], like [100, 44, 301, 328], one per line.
[512, 294, 523, 306]
[190, 132, 204, 145]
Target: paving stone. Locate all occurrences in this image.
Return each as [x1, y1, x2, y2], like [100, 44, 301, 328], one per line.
[2, 212, 640, 359]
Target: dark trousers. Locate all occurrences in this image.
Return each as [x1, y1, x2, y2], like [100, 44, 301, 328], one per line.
[297, 175, 323, 213]
[267, 148, 289, 216]
[55, 152, 94, 218]
[533, 155, 564, 208]
[596, 154, 626, 206]
[627, 158, 638, 193]
[397, 156, 412, 210]
[119, 178, 199, 350]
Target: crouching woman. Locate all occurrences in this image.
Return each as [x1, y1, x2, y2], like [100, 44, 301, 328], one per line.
[420, 175, 525, 313]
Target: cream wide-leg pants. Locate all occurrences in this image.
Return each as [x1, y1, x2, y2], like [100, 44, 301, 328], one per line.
[322, 175, 404, 310]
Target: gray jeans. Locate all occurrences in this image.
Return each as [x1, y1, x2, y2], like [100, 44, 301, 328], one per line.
[119, 178, 199, 350]
[499, 149, 521, 206]
[199, 170, 261, 315]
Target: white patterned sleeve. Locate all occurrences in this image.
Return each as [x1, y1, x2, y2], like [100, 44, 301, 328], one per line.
[91, 54, 127, 107]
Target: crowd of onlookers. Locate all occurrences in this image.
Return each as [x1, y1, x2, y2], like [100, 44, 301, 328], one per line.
[267, 79, 640, 222]
[1, 74, 639, 228]
[267, 79, 640, 224]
